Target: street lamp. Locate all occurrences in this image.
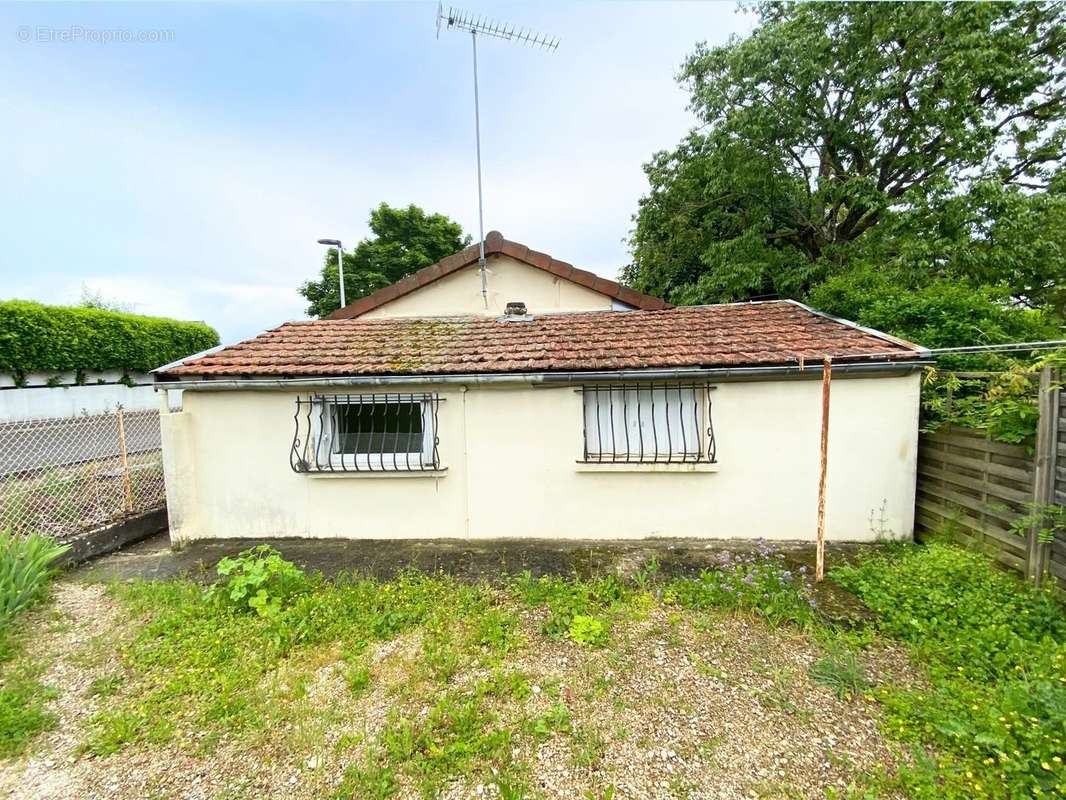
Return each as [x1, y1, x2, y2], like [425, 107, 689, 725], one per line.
[316, 238, 345, 308]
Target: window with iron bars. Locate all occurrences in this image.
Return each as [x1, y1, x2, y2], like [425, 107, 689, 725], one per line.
[290, 393, 441, 473]
[580, 383, 716, 464]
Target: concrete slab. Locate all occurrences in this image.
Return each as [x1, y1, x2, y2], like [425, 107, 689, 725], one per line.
[70, 531, 876, 623]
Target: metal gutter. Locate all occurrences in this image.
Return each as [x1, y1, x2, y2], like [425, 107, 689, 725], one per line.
[154, 359, 929, 392]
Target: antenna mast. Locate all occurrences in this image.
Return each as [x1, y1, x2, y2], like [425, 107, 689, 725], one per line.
[436, 3, 559, 309]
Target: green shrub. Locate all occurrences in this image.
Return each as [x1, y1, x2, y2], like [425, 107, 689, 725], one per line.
[210, 545, 308, 618]
[0, 530, 68, 627]
[0, 299, 219, 379]
[833, 543, 1066, 798]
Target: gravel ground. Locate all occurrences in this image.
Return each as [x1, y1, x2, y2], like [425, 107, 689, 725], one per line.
[0, 582, 915, 800]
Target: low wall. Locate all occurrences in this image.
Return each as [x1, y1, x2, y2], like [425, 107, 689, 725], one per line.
[57, 507, 168, 565]
[0, 382, 181, 421]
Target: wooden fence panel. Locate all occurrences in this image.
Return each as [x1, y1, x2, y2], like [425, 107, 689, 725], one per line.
[916, 426, 1034, 573]
[1045, 369, 1065, 582]
[917, 367, 1064, 586]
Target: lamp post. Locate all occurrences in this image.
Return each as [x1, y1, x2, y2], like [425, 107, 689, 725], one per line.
[316, 238, 345, 309]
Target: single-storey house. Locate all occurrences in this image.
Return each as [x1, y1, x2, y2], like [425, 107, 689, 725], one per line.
[155, 233, 929, 543]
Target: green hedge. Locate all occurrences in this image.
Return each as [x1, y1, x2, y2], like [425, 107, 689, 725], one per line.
[0, 300, 219, 378]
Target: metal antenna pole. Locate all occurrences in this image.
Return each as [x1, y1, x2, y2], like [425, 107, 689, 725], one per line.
[336, 244, 346, 308]
[471, 29, 487, 307]
[436, 4, 558, 312]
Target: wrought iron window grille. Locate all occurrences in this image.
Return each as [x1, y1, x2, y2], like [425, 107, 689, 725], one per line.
[290, 393, 442, 473]
[579, 383, 717, 464]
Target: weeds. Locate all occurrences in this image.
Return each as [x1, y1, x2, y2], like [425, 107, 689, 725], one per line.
[209, 544, 309, 617]
[0, 529, 67, 756]
[0, 639, 57, 757]
[834, 543, 1066, 798]
[54, 539, 1066, 798]
[809, 646, 871, 699]
[664, 546, 818, 627]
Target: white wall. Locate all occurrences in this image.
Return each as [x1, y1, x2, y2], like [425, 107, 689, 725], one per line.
[0, 383, 179, 422]
[161, 373, 921, 543]
[359, 255, 614, 319]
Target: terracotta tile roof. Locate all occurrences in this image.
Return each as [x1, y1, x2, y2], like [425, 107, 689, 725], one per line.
[326, 231, 671, 319]
[158, 301, 925, 379]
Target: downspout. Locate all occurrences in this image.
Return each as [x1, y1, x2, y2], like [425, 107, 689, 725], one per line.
[815, 357, 832, 582]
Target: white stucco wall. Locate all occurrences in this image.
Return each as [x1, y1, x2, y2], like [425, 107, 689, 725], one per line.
[160, 372, 921, 543]
[0, 382, 178, 422]
[359, 255, 614, 319]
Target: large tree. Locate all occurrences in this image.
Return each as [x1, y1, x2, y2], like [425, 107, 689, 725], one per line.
[300, 203, 471, 318]
[624, 2, 1065, 325]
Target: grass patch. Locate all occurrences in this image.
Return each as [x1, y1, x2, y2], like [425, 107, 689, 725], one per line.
[85, 568, 519, 756]
[833, 543, 1066, 799]
[76, 543, 823, 796]
[0, 634, 56, 757]
[0, 530, 68, 757]
[809, 645, 871, 699]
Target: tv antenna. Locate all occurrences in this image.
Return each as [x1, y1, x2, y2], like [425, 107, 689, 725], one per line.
[436, 3, 559, 308]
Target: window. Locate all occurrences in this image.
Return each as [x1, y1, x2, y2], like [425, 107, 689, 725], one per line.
[290, 393, 440, 472]
[581, 383, 716, 464]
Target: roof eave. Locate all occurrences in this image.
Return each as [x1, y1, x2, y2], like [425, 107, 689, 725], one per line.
[156, 357, 930, 390]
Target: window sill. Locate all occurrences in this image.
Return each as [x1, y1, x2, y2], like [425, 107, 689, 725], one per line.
[304, 467, 449, 479]
[575, 462, 719, 473]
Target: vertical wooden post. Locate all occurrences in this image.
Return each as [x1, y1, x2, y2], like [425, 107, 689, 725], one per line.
[816, 357, 832, 583]
[1028, 366, 1059, 584]
[116, 406, 134, 513]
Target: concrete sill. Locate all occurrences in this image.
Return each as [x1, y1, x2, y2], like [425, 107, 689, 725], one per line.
[575, 462, 719, 474]
[305, 468, 449, 479]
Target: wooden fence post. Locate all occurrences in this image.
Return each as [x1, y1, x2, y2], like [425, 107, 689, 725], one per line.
[116, 406, 134, 513]
[1028, 366, 1059, 584]
[816, 357, 832, 583]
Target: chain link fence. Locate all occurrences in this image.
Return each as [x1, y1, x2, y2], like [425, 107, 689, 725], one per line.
[0, 405, 168, 544]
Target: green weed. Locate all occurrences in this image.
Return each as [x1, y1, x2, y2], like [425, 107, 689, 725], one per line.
[809, 646, 871, 699]
[834, 543, 1066, 798]
[664, 554, 818, 627]
[568, 614, 609, 647]
[0, 640, 57, 757]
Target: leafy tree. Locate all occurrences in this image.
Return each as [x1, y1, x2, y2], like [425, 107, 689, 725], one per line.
[624, 2, 1065, 324]
[79, 284, 135, 314]
[809, 270, 1059, 351]
[299, 203, 470, 318]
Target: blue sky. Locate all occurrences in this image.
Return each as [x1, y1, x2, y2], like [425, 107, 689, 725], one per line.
[0, 1, 751, 343]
